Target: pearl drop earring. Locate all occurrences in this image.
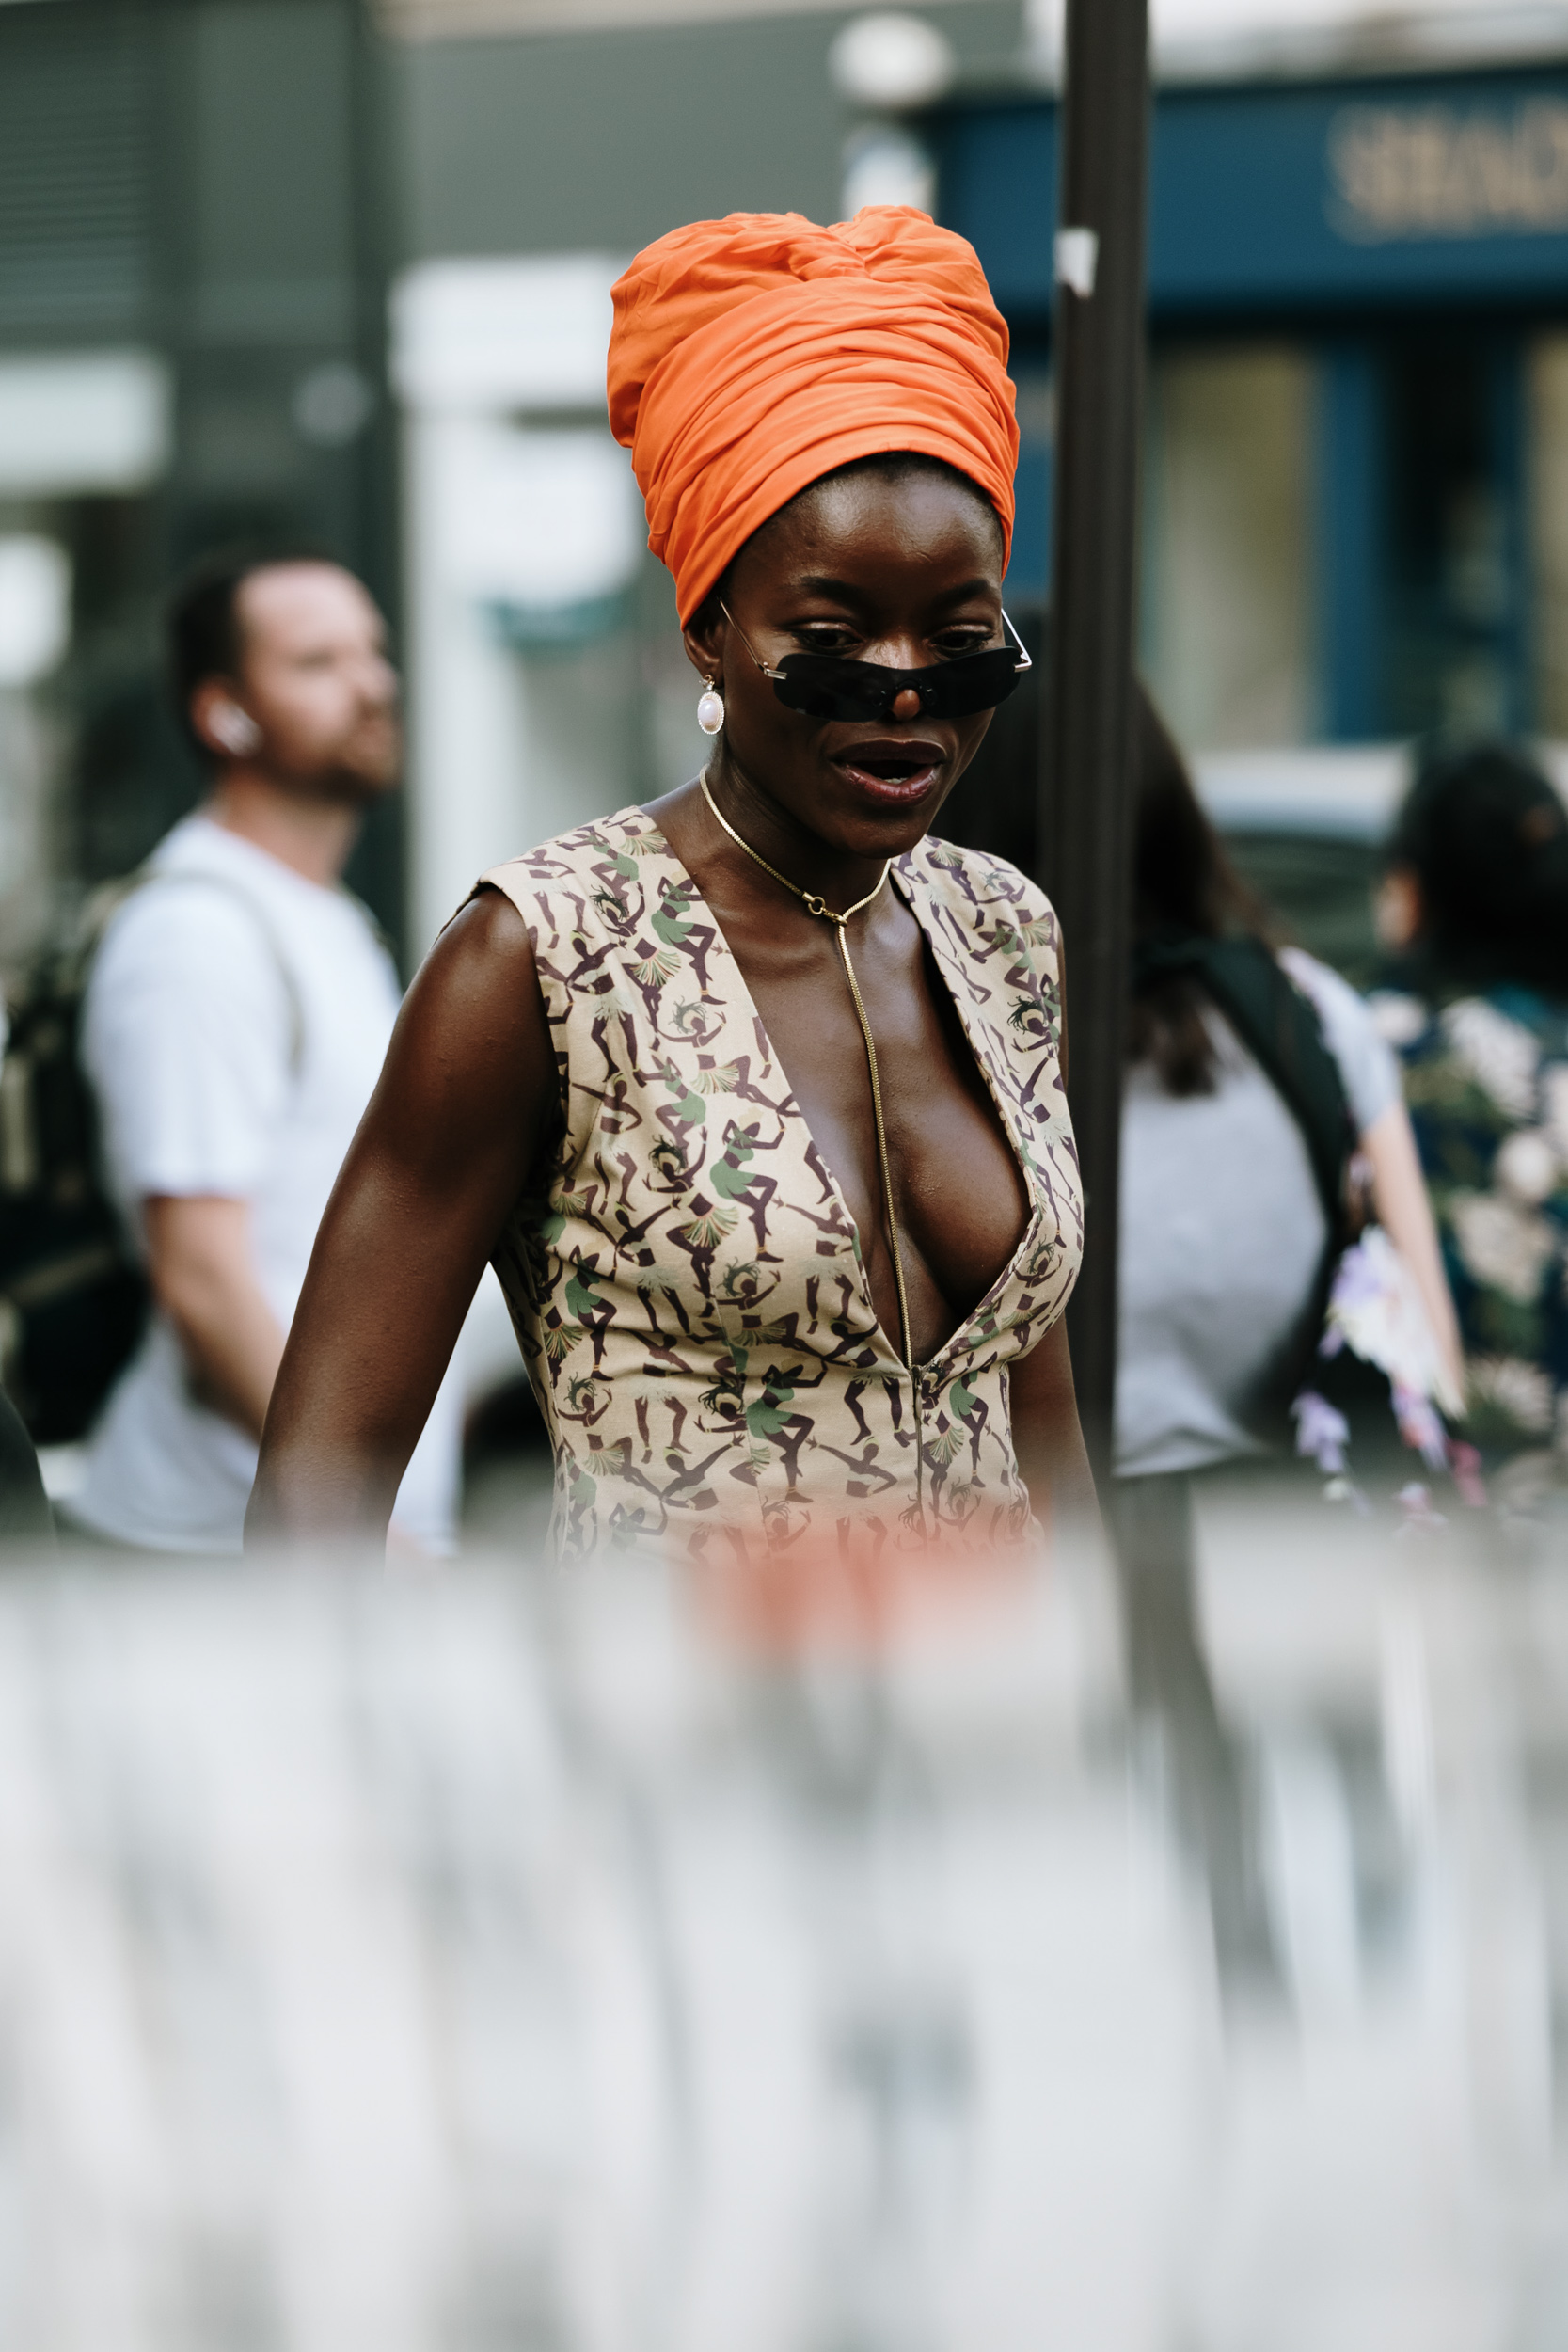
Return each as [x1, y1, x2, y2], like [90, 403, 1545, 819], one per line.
[696, 676, 725, 736]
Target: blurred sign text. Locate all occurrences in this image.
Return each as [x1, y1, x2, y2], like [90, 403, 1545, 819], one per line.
[1329, 100, 1568, 243]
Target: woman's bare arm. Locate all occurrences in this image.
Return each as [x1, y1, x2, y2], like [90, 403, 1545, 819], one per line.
[246, 891, 559, 1549]
[1009, 1316, 1098, 1535]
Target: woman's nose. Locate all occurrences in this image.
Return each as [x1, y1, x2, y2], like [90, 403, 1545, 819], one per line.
[892, 686, 923, 722]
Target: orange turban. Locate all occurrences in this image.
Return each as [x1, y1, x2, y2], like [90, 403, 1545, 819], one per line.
[608, 208, 1018, 624]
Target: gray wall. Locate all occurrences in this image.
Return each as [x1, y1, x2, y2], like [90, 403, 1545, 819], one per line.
[393, 3, 1023, 261]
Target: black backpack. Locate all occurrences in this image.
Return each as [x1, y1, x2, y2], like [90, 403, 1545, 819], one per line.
[0, 872, 303, 1446]
[0, 884, 150, 1444]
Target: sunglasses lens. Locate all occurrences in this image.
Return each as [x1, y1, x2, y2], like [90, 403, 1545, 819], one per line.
[771, 659, 892, 722]
[770, 647, 1026, 724]
[923, 651, 1025, 718]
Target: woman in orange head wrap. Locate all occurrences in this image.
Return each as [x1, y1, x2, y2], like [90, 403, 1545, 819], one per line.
[251, 208, 1091, 1567]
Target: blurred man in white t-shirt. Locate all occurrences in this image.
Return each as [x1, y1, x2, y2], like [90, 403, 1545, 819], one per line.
[70, 550, 461, 1554]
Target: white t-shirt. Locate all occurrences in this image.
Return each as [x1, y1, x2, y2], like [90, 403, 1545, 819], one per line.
[1115, 947, 1401, 1481]
[72, 814, 461, 1554]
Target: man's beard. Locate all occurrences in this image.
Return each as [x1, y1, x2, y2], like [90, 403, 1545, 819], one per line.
[310, 756, 401, 807]
[281, 725, 402, 806]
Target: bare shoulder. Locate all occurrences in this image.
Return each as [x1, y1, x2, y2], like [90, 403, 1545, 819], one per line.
[375, 887, 558, 1165]
[404, 887, 546, 1034]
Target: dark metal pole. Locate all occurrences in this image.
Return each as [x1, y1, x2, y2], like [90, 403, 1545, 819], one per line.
[1042, 0, 1151, 1487]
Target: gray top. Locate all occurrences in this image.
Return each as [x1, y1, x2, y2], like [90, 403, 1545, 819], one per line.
[1114, 949, 1400, 1480]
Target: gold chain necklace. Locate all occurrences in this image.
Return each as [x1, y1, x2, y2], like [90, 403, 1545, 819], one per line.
[700, 771, 914, 1375]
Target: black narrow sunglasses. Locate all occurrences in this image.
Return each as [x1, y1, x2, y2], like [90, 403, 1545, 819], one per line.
[721, 603, 1032, 724]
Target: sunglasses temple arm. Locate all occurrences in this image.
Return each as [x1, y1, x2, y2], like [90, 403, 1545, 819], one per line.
[1001, 609, 1033, 672]
[719, 598, 792, 681]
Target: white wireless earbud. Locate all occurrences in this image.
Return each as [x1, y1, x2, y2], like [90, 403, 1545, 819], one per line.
[211, 702, 262, 756]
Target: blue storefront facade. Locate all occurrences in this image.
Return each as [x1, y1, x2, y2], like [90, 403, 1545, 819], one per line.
[929, 62, 1568, 755]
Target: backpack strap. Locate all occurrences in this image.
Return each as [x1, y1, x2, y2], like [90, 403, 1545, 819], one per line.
[1133, 931, 1356, 1249]
[84, 866, 306, 1080]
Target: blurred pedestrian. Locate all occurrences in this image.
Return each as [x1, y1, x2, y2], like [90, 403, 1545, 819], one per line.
[250, 208, 1089, 1564]
[1372, 740, 1568, 1458]
[1117, 691, 1462, 1495]
[66, 550, 461, 1555]
[1114, 692, 1462, 1983]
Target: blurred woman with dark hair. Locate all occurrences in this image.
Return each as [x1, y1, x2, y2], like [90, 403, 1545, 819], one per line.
[1115, 693, 1462, 1983]
[1117, 691, 1462, 1505]
[1373, 740, 1568, 1455]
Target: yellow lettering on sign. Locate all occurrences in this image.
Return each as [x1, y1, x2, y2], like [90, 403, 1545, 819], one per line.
[1328, 101, 1568, 241]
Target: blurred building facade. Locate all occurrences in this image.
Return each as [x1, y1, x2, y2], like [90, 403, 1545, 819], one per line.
[935, 39, 1568, 759]
[8, 0, 1568, 968]
[379, 0, 1568, 971]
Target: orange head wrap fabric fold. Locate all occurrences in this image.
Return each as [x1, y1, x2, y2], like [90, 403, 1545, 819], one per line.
[608, 207, 1019, 624]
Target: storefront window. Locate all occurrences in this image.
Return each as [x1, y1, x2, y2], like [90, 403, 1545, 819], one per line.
[1141, 343, 1315, 752]
[1382, 335, 1523, 740]
[1530, 334, 1568, 739]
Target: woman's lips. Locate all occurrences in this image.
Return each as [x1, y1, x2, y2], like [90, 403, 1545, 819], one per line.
[833, 737, 946, 805]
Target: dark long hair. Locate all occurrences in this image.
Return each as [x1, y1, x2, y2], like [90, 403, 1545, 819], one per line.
[1387, 739, 1568, 1000]
[1129, 688, 1270, 1093]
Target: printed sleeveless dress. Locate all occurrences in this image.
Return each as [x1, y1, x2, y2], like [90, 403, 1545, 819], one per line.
[480, 806, 1083, 1563]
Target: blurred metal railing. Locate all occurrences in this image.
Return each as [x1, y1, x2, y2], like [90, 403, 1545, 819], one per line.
[0, 1496, 1563, 2345]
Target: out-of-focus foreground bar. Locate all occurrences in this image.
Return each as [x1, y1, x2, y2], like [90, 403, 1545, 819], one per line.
[0, 1497, 1565, 2347]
